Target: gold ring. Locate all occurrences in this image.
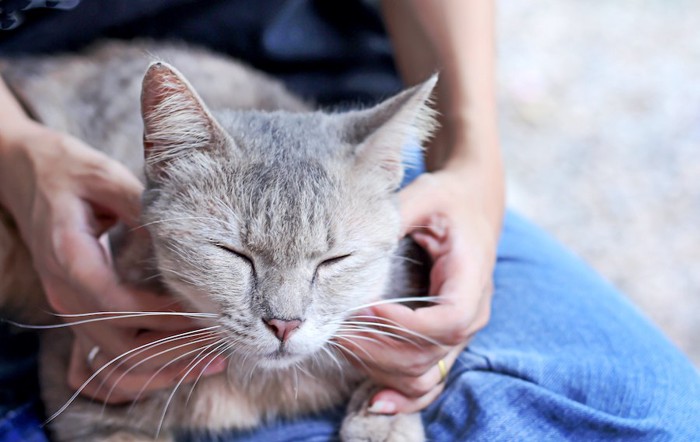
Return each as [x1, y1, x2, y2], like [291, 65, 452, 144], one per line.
[437, 359, 448, 383]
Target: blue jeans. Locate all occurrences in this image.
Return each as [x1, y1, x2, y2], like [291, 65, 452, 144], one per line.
[4, 213, 698, 441]
[181, 212, 700, 441]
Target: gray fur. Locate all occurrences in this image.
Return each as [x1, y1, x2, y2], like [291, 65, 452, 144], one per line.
[0, 41, 437, 441]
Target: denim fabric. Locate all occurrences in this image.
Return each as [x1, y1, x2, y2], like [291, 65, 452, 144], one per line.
[178, 212, 700, 442]
[2, 213, 699, 441]
[0, 1, 698, 440]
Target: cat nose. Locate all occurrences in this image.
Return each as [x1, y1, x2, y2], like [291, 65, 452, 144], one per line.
[263, 318, 302, 342]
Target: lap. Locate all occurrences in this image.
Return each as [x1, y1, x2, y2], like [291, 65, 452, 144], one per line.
[2, 213, 698, 441]
[423, 212, 700, 441]
[183, 212, 700, 441]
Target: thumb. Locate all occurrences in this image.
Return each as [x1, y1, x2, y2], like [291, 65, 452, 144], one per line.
[398, 175, 440, 236]
[84, 160, 144, 227]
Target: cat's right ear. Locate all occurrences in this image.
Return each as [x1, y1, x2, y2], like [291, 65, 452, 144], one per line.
[141, 62, 225, 181]
[344, 75, 439, 191]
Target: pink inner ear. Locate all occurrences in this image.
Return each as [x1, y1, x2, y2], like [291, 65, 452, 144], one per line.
[140, 62, 218, 173]
[142, 63, 205, 121]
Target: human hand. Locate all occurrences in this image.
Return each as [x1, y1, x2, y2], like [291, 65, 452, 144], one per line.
[0, 122, 226, 404]
[343, 168, 501, 414]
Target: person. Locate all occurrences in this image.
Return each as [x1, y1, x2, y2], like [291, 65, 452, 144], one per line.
[0, 1, 698, 441]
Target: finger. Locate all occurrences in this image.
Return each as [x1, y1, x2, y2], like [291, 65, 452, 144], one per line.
[370, 289, 490, 347]
[70, 342, 226, 404]
[79, 153, 144, 227]
[368, 385, 444, 415]
[74, 331, 225, 388]
[368, 345, 462, 414]
[53, 227, 197, 328]
[398, 174, 442, 235]
[367, 359, 445, 399]
[76, 323, 223, 375]
[339, 333, 447, 377]
[370, 234, 489, 345]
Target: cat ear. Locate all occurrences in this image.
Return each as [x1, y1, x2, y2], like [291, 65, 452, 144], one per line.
[348, 75, 439, 189]
[141, 62, 224, 180]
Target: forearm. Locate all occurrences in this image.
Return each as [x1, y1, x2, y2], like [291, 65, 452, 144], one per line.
[381, 0, 504, 229]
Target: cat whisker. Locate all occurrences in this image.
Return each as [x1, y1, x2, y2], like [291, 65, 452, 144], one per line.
[388, 254, 424, 266]
[340, 319, 442, 347]
[334, 332, 386, 348]
[184, 340, 233, 407]
[95, 328, 220, 407]
[54, 311, 218, 318]
[293, 360, 314, 379]
[334, 328, 385, 346]
[344, 296, 443, 313]
[332, 336, 376, 363]
[327, 341, 371, 372]
[155, 339, 229, 437]
[335, 327, 411, 347]
[292, 363, 299, 401]
[247, 359, 261, 384]
[127, 339, 226, 415]
[100, 333, 221, 412]
[9, 311, 217, 330]
[158, 266, 199, 283]
[45, 326, 220, 425]
[319, 345, 344, 372]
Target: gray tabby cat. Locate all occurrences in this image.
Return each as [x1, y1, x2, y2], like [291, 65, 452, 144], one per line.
[0, 41, 437, 441]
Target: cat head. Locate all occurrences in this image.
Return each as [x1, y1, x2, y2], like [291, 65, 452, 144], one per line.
[139, 62, 437, 368]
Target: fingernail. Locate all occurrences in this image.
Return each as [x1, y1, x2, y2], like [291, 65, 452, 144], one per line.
[368, 400, 397, 415]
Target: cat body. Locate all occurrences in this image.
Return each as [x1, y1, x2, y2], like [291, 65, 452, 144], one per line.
[0, 41, 436, 441]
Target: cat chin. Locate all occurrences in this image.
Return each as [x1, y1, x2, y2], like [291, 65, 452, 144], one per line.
[256, 353, 308, 370]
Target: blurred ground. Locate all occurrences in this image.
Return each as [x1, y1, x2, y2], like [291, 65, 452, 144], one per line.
[498, 0, 700, 366]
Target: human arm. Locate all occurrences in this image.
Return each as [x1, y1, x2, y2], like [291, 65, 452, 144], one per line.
[0, 78, 224, 402]
[346, 0, 505, 413]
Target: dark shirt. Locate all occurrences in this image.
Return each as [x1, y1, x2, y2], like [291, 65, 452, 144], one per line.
[0, 0, 401, 105]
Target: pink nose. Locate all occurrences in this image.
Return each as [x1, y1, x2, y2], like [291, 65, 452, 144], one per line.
[263, 318, 302, 342]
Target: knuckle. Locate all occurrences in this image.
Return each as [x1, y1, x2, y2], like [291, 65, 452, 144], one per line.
[443, 326, 470, 346]
[45, 288, 69, 314]
[403, 357, 432, 378]
[470, 309, 491, 334]
[405, 375, 435, 398]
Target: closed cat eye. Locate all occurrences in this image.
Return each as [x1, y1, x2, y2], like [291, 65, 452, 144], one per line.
[319, 254, 352, 267]
[214, 243, 255, 270]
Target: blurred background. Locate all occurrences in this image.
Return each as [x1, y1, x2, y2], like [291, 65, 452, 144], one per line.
[497, 0, 699, 366]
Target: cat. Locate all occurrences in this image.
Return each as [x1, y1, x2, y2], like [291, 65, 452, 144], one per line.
[0, 40, 437, 441]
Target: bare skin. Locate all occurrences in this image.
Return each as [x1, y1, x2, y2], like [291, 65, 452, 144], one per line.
[0, 81, 225, 403]
[352, 0, 504, 414]
[0, 0, 503, 412]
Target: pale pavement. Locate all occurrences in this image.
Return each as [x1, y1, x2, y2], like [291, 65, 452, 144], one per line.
[498, 0, 700, 366]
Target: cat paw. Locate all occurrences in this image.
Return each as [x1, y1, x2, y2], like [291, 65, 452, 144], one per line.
[340, 410, 424, 442]
[100, 432, 172, 442]
[340, 381, 424, 442]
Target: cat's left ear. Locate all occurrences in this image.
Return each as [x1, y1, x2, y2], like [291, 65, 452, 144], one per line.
[141, 62, 226, 180]
[347, 75, 439, 190]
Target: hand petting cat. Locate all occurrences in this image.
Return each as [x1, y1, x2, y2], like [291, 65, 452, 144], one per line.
[354, 0, 504, 414]
[0, 103, 225, 403]
[342, 166, 500, 414]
